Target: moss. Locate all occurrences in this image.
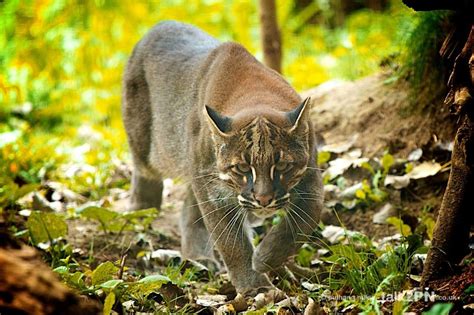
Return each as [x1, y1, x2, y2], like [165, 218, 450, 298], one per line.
[398, 10, 453, 108]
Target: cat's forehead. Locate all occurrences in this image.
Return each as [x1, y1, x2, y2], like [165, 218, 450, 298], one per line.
[237, 117, 286, 164]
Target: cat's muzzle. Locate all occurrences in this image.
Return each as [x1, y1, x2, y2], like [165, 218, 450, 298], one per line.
[237, 193, 290, 218]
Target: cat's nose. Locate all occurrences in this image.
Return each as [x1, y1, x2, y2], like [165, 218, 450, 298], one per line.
[254, 194, 273, 207]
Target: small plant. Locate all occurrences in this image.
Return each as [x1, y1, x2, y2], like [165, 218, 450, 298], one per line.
[77, 206, 159, 234]
[354, 151, 395, 206]
[310, 228, 423, 312]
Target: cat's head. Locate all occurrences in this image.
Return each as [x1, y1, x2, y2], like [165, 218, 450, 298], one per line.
[204, 98, 313, 218]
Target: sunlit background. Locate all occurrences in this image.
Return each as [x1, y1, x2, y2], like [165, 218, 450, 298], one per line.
[0, 0, 420, 201]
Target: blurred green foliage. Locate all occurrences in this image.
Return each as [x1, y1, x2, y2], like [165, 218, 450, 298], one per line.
[0, 0, 419, 208]
[398, 10, 452, 108]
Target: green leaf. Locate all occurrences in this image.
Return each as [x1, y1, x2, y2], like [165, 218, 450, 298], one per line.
[372, 171, 382, 189]
[106, 220, 129, 233]
[100, 279, 123, 290]
[70, 272, 85, 287]
[381, 153, 394, 174]
[392, 299, 407, 315]
[422, 216, 436, 240]
[91, 261, 119, 286]
[126, 274, 171, 297]
[26, 211, 68, 244]
[355, 189, 366, 200]
[422, 303, 453, 315]
[361, 161, 375, 175]
[122, 208, 159, 219]
[317, 151, 331, 165]
[13, 183, 40, 201]
[103, 291, 116, 315]
[386, 217, 412, 236]
[464, 284, 474, 294]
[53, 266, 69, 274]
[138, 274, 171, 284]
[296, 245, 315, 267]
[78, 206, 118, 231]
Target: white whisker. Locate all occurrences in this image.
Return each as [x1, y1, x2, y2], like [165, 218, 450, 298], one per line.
[206, 204, 239, 252]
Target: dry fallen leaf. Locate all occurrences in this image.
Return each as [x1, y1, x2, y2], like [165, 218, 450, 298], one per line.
[196, 294, 227, 307]
[320, 134, 358, 154]
[407, 148, 423, 161]
[304, 297, 320, 315]
[150, 249, 181, 265]
[407, 161, 442, 180]
[384, 174, 410, 189]
[385, 161, 442, 189]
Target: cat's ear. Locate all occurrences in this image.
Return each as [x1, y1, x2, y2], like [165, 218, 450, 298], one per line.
[204, 105, 232, 137]
[287, 97, 311, 132]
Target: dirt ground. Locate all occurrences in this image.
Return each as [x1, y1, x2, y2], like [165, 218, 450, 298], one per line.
[302, 72, 457, 237]
[303, 72, 457, 157]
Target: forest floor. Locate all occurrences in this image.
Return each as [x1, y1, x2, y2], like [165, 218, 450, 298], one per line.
[63, 74, 471, 313]
[3, 73, 473, 314]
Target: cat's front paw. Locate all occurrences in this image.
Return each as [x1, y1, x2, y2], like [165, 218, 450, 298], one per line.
[251, 289, 286, 310]
[229, 289, 286, 312]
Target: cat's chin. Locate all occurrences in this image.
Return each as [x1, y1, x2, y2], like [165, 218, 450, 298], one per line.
[251, 208, 279, 219]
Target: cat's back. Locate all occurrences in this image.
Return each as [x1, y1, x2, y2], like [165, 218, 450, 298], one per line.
[123, 21, 220, 177]
[139, 21, 219, 68]
[127, 21, 219, 98]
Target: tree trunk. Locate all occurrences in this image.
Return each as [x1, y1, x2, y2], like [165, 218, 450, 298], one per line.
[421, 113, 474, 285]
[366, 0, 388, 11]
[259, 0, 282, 73]
[421, 25, 474, 286]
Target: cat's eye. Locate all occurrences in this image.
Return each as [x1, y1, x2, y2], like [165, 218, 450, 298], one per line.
[234, 163, 250, 173]
[275, 162, 291, 172]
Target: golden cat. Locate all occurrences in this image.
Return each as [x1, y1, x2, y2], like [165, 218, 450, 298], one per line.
[122, 21, 323, 295]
